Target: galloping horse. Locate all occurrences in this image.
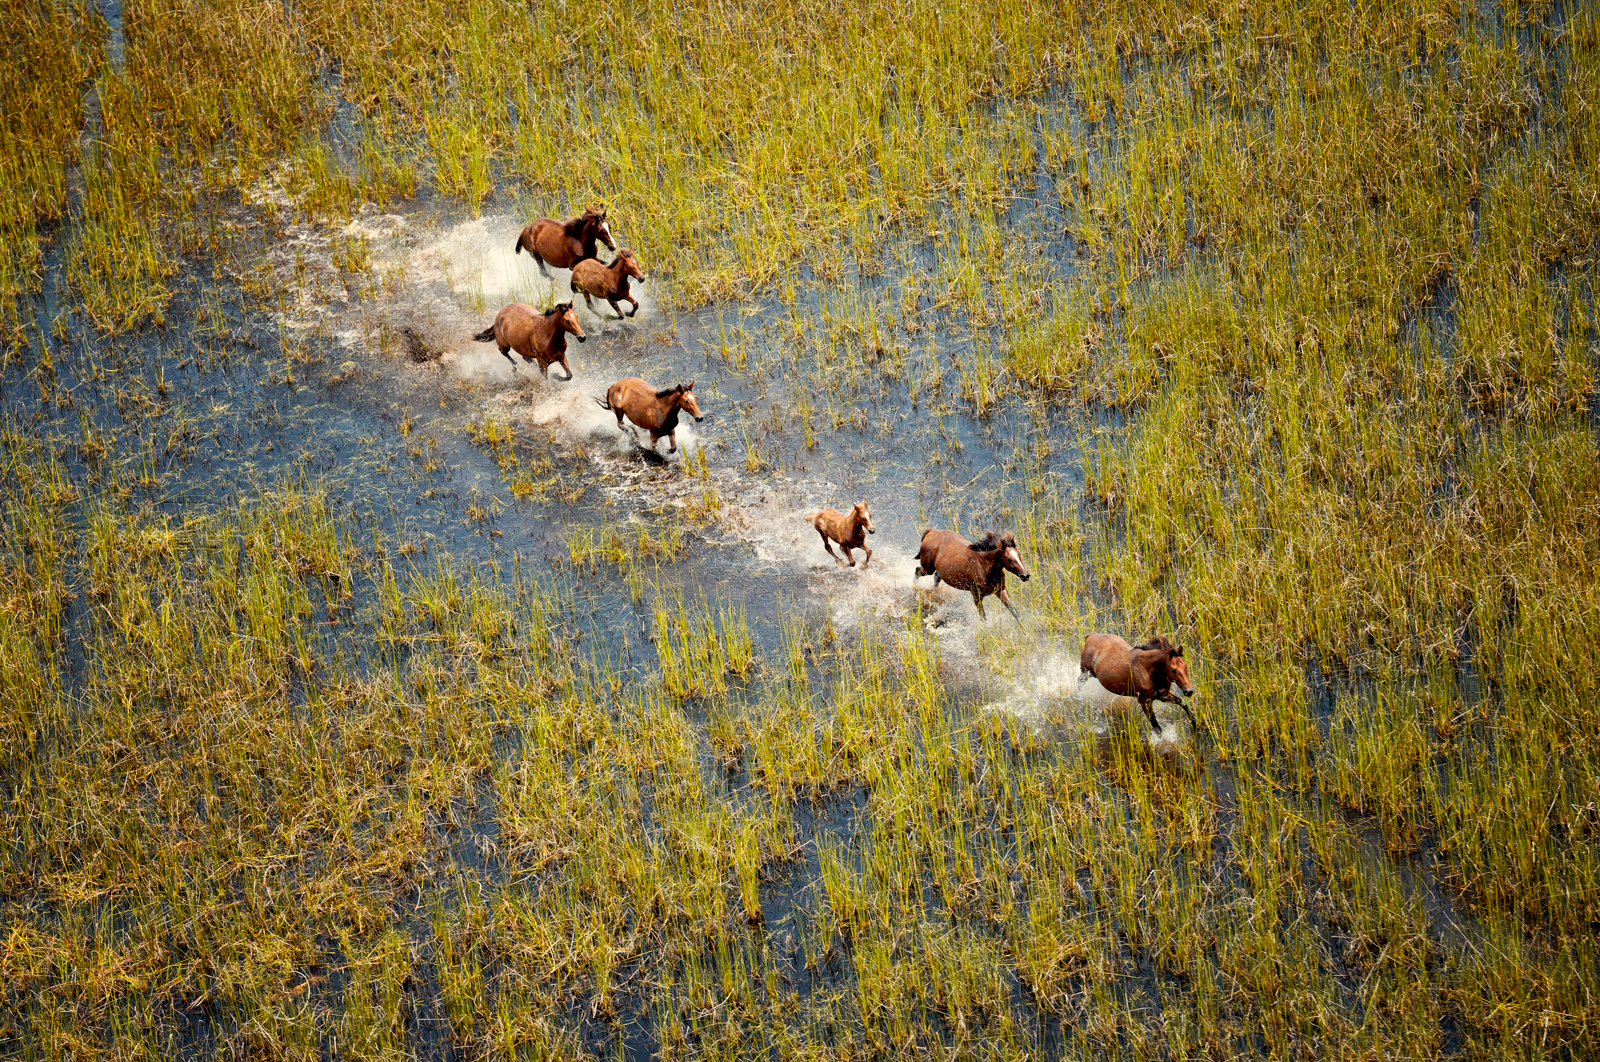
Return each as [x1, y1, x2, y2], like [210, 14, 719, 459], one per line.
[514, 208, 617, 276]
[805, 501, 876, 569]
[913, 529, 1030, 627]
[1079, 633, 1198, 733]
[472, 302, 586, 379]
[571, 249, 646, 318]
[596, 378, 704, 453]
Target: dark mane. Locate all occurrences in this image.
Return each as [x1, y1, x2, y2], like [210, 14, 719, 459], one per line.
[968, 531, 1000, 552]
[1136, 635, 1177, 654]
[655, 385, 681, 398]
[541, 305, 564, 317]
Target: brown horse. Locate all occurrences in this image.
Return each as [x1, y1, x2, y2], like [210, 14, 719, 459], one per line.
[805, 501, 875, 569]
[595, 378, 704, 453]
[471, 302, 586, 379]
[514, 208, 617, 276]
[1079, 633, 1198, 733]
[913, 529, 1030, 627]
[571, 249, 646, 318]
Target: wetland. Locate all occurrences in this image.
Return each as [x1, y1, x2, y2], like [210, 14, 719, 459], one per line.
[2, 0, 1599, 1059]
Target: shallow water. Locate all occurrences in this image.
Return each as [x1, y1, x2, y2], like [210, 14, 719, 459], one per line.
[7, 28, 1543, 1052]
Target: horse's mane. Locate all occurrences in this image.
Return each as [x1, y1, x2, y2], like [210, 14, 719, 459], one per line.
[1136, 635, 1177, 655]
[564, 209, 604, 235]
[655, 385, 682, 398]
[541, 305, 565, 317]
[968, 531, 1000, 551]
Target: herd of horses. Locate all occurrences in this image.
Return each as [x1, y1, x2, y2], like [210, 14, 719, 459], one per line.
[475, 208, 1200, 736]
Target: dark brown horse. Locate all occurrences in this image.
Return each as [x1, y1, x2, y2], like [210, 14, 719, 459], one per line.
[471, 302, 586, 379]
[913, 529, 1030, 627]
[514, 208, 617, 276]
[595, 378, 704, 453]
[805, 501, 875, 569]
[1079, 633, 1198, 733]
[571, 249, 646, 318]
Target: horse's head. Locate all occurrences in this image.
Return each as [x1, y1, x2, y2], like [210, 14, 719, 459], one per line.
[970, 530, 1030, 581]
[585, 207, 617, 252]
[852, 500, 875, 535]
[554, 301, 586, 342]
[1165, 644, 1196, 699]
[617, 248, 646, 283]
[677, 382, 704, 422]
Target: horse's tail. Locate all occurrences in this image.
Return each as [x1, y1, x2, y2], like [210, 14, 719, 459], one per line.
[803, 511, 820, 522]
[513, 234, 523, 256]
[593, 394, 612, 411]
[472, 326, 497, 343]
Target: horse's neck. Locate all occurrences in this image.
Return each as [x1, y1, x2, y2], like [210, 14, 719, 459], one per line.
[1136, 650, 1169, 684]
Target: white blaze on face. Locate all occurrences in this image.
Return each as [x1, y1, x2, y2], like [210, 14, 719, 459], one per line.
[601, 219, 614, 245]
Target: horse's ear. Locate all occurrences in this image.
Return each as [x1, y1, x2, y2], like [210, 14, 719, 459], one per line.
[686, 380, 695, 391]
[1176, 645, 1184, 656]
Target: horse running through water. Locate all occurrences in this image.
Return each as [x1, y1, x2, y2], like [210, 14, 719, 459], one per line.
[471, 302, 586, 379]
[805, 501, 875, 569]
[514, 208, 617, 276]
[913, 529, 1030, 627]
[1079, 633, 1198, 734]
[595, 378, 703, 454]
[571, 249, 646, 318]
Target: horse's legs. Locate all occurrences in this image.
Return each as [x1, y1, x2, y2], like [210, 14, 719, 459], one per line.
[499, 346, 517, 372]
[538, 361, 550, 379]
[1175, 697, 1199, 732]
[666, 428, 677, 453]
[859, 544, 872, 569]
[971, 590, 988, 620]
[626, 296, 640, 317]
[931, 572, 942, 589]
[840, 544, 856, 568]
[557, 356, 573, 382]
[820, 534, 845, 567]
[996, 587, 1023, 629]
[1138, 695, 1162, 732]
[533, 252, 550, 278]
[608, 298, 625, 319]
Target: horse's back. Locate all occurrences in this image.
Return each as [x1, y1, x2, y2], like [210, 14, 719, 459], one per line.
[813, 508, 846, 537]
[496, 302, 538, 339]
[572, 258, 607, 285]
[606, 376, 649, 408]
[1081, 632, 1132, 678]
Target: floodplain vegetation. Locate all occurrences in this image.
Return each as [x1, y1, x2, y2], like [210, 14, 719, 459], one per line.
[2, 0, 1599, 1059]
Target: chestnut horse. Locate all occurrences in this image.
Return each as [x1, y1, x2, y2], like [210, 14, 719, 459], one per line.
[571, 249, 646, 318]
[1079, 633, 1198, 733]
[595, 378, 704, 453]
[805, 501, 875, 569]
[514, 208, 617, 276]
[471, 302, 586, 379]
[913, 529, 1030, 627]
